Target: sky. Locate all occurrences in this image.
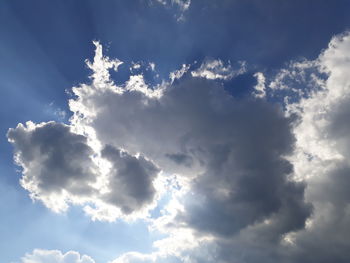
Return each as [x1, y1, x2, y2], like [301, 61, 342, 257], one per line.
[1, 1, 350, 263]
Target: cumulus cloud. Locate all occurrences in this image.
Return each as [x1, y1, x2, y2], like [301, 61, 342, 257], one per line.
[101, 145, 159, 214]
[11, 32, 350, 263]
[66, 41, 310, 262]
[8, 121, 160, 221]
[109, 31, 350, 263]
[281, 31, 350, 262]
[21, 249, 95, 263]
[7, 42, 164, 221]
[7, 121, 98, 212]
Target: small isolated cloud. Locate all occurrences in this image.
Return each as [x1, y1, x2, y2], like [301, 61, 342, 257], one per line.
[191, 59, 246, 81]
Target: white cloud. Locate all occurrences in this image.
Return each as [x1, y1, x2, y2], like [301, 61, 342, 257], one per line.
[268, 59, 325, 107]
[21, 249, 95, 263]
[252, 72, 266, 98]
[191, 59, 246, 80]
[151, 0, 191, 21]
[265, 31, 350, 262]
[169, 64, 190, 82]
[152, 0, 191, 11]
[148, 62, 156, 72]
[86, 41, 123, 89]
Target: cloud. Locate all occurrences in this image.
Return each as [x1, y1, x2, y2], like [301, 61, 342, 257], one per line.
[101, 145, 159, 214]
[152, 0, 191, 12]
[7, 121, 160, 221]
[66, 41, 310, 262]
[169, 64, 190, 82]
[20, 249, 95, 263]
[11, 32, 350, 263]
[151, 0, 191, 21]
[191, 59, 246, 81]
[7, 121, 98, 212]
[252, 72, 266, 98]
[280, 31, 350, 262]
[110, 252, 157, 263]
[108, 31, 350, 263]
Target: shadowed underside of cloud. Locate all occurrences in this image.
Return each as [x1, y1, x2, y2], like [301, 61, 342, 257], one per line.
[10, 32, 350, 263]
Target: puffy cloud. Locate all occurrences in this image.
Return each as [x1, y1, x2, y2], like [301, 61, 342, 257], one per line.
[101, 145, 159, 214]
[113, 31, 350, 263]
[7, 121, 98, 212]
[66, 41, 310, 262]
[8, 121, 160, 221]
[280, 31, 350, 263]
[21, 249, 95, 263]
[214, 31, 350, 263]
[13, 32, 350, 262]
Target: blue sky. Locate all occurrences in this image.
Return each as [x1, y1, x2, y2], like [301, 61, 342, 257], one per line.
[1, 1, 350, 263]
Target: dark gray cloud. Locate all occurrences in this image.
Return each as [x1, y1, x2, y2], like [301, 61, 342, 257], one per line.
[165, 152, 193, 167]
[7, 121, 160, 218]
[203, 31, 350, 263]
[7, 121, 96, 199]
[68, 44, 312, 262]
[108, 32, 350, 263]
[291, 163, 350, 263]
[174, 99, 311, 238]
[101, 144, 159, 214]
